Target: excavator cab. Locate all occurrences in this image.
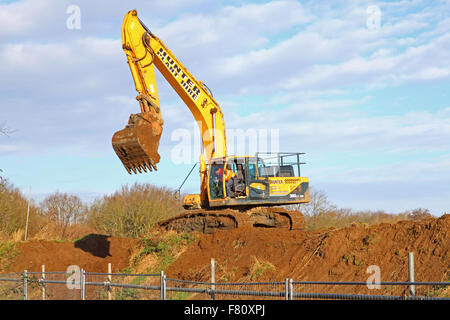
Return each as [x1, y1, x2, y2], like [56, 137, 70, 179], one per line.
[206, 154, 310, 208]
[208, 157, 248, 201]
[208, 160, 226, 200]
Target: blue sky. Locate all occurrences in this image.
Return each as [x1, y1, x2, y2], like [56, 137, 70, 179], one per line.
[0, 0, 449, 215]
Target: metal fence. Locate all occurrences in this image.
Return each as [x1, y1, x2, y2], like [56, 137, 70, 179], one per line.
[0, 270, 448, 300]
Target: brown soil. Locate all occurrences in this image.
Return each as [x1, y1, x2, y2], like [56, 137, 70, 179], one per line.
[6, 234, 139, 273]
[166, 214, 450, 283]
[3, 215, 449, 285]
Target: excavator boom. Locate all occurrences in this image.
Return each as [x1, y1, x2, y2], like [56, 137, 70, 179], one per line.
[113, 10, 227, 177]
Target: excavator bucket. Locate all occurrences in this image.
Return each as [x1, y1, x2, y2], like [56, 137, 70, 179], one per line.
[112, 111, 164, 174]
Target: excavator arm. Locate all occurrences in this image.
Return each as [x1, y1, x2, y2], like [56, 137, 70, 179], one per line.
[113, 10, 227, 178]
[112, 11, 164, 174]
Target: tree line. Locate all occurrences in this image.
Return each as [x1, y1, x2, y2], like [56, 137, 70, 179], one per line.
[288, 188, 434, 231]
[0, 177, 181, 240]
[0, 175, 437, 241]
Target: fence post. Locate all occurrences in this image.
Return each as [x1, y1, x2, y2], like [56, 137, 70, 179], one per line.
[211, 258, 216, 300]
[41, 265, 46, 300]
[160, 271, 166, 300]
[289, 278, 294, 300]
[81, 268, 85, 300]
[408, 252, 415, 297]
[107, 263, 112, 301]
[23, 270, 28, 300]
[285, 278, 289, 300]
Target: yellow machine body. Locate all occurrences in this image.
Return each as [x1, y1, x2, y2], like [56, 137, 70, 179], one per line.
[113, 11, 310, 230]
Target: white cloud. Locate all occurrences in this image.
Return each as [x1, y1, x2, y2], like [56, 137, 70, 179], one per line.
[279, 32, 450, 91]
[0, 37, 120, 72]
[0, 144, 23, 153]
[195, 1, 450, 95]
[221, 98, 450, 156]
[401, 67, 450, 81]
[0, 0, 62, 36]
[158, 0, 313, 51]
[215, 31, 345, 78]
[0, 0, 214, 43]
[321, 155, 450, 184]
[0, 37, 124, 101]
[1, 0, 449, 215]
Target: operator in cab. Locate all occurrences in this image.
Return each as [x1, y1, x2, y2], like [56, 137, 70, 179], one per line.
[224, 164, 236, 198]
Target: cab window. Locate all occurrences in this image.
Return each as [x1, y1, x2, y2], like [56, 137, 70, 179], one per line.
[209, 162, 225, 199]
[248, 161, 257, 181]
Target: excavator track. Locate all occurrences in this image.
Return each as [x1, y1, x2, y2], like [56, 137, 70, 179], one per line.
[157, 207, 305, 234]
[245, 207, 305, 230]
[157, 209, 242, 234]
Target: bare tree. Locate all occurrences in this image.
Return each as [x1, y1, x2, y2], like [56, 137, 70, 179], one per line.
[0, 169, 4, 190]
[407, 208, 432, 221]
[40, 192, 87, 237]
[0, 122, 15, 136]
[87, 183, 180, 238]
[297, 187, 337, 216]
[1, 122, 15, 180]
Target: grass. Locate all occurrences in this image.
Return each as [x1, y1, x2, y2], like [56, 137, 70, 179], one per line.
[0, 241, 20, 272]
[363, 233, 379, 246]
[248, 256, 275, 281]
[170, 291, 192, 300]
[120, 267, 132, 274]
[131, 274, 147, 285]
[0, 242, 22, 299]
[342, 252, 363, 267]
[0, 283, 23, 300]
[121, 232, 201, 301]
[114, 287, 139, 300]
[132, 232, 198, 273]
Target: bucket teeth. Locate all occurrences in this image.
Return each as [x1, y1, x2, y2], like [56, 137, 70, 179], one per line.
[148, 160, 157, 171]
[112, 111, 163, 175]
[125, 162, 155, 174]
[125, 166, 132, 175]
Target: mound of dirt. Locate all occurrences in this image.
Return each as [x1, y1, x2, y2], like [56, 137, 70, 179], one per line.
[166, 215, 449, 283]
[2, 215, 449, 288]
[6, 234, 139, 273]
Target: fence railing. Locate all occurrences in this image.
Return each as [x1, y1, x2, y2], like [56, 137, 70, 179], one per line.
[1, 269, 449, 300]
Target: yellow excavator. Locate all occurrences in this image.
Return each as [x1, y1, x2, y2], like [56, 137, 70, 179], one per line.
[112, 10, 310, 233]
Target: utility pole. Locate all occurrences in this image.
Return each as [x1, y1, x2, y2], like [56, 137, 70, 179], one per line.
[24, 187, 31, 241]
